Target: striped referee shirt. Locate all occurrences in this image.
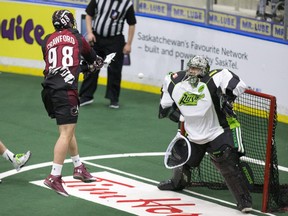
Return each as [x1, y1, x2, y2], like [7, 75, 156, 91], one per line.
[86, 0, 137, 37]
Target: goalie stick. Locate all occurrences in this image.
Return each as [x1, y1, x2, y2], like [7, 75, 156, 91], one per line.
[179, 59, 185, 135]
[164, 115, 192, 169]
[164, 59, 189, 169]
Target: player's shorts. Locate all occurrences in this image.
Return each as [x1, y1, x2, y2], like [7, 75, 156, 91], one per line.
[41, 88, 79, 125]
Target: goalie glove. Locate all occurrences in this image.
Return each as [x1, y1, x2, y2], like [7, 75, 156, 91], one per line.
[169, 103, 181, 122]
[220, 94, 236, 118]
[159, 103, 181, 123]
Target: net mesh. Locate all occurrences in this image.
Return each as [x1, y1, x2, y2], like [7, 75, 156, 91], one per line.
[189, 90, 288, 212]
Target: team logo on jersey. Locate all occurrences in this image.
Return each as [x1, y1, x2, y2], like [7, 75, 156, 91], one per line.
[178, 92, 205, 106]
[110, 10, 119, 20]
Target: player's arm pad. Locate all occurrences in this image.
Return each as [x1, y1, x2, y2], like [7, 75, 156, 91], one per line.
[158, 103, 180, 123]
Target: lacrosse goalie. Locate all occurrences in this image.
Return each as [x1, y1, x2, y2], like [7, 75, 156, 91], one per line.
[158, 55, 254, 213]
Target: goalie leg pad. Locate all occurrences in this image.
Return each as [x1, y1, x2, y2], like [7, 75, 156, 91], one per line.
[157, 165, 191, 191]
[239, 161, 255, 191]
[210, 147, 252, 212]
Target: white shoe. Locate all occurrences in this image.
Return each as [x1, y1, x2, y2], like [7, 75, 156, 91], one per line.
[241, 207, 253, 213]
[13, 151, 31, 171]
[109, 102, 119, 109]
[80, 99, 94, 107]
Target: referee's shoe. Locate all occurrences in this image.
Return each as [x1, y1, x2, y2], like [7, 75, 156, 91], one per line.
[80, 99, 94, 107]
[109, 101, 119, 109]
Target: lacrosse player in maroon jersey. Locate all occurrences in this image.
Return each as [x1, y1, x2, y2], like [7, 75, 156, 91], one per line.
[41, 9, 104, 197]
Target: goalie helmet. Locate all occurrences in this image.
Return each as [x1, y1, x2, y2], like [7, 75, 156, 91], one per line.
[187, 55, 210, 77]
[186, 55, 210, 88]
[52, 10, 75, 30]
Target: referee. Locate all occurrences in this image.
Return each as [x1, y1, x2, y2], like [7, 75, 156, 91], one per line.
[80, 0, 137, 109]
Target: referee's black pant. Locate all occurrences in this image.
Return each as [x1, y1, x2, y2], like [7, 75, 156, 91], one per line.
[79, 34, 125, 103]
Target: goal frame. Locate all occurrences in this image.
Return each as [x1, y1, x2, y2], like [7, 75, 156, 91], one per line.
[245, 89, 277, 212]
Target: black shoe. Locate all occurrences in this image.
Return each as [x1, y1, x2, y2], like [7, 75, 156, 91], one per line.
[109, 102, 119, 109]
[157, 179, 185, 191]
[237, 195, 252, 213]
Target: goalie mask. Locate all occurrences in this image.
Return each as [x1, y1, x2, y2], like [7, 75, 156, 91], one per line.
[186, 55, 210, 87]
[52, 10, 76, 30]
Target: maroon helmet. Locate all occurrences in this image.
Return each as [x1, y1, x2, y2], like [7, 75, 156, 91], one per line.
[52, 10, 75, 30]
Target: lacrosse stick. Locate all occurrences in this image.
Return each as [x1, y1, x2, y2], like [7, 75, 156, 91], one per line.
[164, 60, 189, 169]
[164, 132, 191, 169]
[103, 52, 116, 68]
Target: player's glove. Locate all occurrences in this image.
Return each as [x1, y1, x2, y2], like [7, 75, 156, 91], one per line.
[168, 103, 181, 122]
[94, 55, 104, 70]
[81, 56, 104, 73]
[80, 60, 90, 73]
[220, 94, 236, 118]
[159, 103, 180, 123]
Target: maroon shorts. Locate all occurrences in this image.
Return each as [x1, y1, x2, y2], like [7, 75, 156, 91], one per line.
[41, 88, 79, 125]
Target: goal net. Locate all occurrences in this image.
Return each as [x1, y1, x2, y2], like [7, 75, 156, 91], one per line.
[188, 89, 288, 212]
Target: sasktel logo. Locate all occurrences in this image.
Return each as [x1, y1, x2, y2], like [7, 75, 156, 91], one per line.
[31, 171, 252, 216]
[0, 15, 45, 45]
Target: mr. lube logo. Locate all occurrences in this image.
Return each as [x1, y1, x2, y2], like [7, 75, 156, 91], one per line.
[178, 85, 205, 106]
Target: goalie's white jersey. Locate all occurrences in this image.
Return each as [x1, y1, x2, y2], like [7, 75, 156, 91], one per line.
[160, 69, 247, 144]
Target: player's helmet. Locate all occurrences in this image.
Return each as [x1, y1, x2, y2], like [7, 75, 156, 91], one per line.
[52, 10, 75, 30]
[187, 55, 210, 77]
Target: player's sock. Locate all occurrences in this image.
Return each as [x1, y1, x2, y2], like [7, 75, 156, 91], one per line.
[51, 163, 63, 176]
[2, 149, 15, 163]
[71, 155, 81, 167]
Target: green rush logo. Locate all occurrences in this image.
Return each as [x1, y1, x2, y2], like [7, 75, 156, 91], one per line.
[179, 92, 205, 106]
